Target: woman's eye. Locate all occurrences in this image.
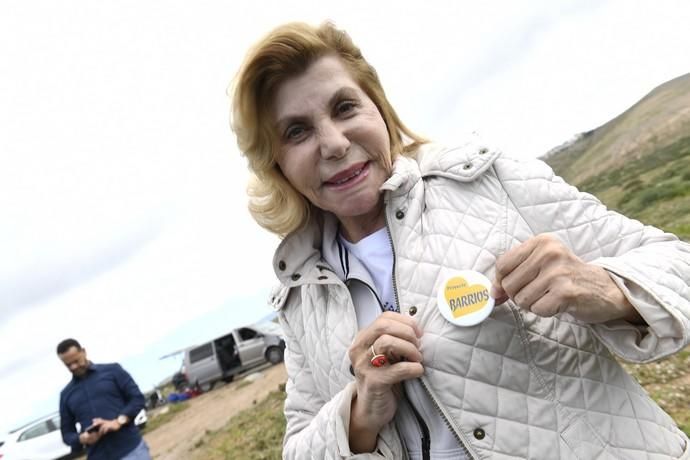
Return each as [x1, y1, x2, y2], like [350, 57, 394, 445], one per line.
[335, 100, 356, 115]
[285, 125, 307, 141]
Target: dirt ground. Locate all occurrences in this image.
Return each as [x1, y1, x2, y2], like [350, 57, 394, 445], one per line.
[143, 363, 287, 460]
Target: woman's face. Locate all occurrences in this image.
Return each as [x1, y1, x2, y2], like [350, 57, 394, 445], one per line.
[273, 55, 391, 240]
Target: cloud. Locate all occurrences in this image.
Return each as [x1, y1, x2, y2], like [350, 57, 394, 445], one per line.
[0, 355, 68, 429]
[0, 351, 47, 377]
[0, 212, 167, 315]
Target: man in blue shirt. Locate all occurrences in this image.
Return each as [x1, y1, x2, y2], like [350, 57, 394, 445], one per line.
[57, 338, 151, 459]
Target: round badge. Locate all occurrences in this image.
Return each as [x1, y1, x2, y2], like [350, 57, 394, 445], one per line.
[436, 270, 495, 326]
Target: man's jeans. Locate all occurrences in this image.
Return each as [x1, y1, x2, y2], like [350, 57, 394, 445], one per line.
[121, 440, 151, 460]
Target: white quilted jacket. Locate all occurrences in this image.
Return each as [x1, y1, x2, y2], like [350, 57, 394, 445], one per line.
[270, 140, 690, 459]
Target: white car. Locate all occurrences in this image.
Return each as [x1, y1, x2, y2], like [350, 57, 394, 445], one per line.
[0, 412, 74, 460]
[133, 409, 147, 429]
[0, 410, 147, 460]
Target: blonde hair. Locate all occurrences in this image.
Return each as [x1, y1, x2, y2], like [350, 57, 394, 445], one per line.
[231, 21, 426, 237]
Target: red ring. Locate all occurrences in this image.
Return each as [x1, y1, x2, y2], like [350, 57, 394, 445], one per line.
[370, 354, 387, 367]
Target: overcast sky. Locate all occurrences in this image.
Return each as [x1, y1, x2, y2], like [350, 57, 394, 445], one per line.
[1, 0, 689, 435]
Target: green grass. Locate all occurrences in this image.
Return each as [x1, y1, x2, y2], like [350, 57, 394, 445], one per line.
[665, 223, 690, 241]
[140, 401, 189, 435]
[577, 136, 690, 196]
[563, 136, 690, 240]
[190, 386, 287, 460]
[622, 349, 690, 386]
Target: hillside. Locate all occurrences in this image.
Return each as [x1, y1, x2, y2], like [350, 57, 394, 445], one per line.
[543, 73, 690, 240]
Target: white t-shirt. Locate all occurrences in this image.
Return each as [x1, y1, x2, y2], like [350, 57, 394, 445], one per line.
[339, 229, 467, 460]
[339, 228, 397, 313]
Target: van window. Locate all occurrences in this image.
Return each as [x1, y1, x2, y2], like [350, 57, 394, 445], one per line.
[189, 343, 214, 363]
[238, 328, 258, 341]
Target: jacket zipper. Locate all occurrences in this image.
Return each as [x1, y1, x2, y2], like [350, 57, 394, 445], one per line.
[417, 377, 475, 460]
[383, 211, 402, 316]
[403, 387, 431, 460]
[384, 207, 478, 460]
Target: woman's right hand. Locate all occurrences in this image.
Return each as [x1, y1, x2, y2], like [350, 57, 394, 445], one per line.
[347, 311, 424, 453]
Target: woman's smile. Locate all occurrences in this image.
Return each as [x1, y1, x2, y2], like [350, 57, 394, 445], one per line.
[323, 161, 370, 189]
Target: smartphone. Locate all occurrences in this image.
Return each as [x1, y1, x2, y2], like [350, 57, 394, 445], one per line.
[85, 424, 100, 434]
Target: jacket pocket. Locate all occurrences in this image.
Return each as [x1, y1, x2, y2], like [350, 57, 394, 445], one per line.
[559, 412, 626, 460]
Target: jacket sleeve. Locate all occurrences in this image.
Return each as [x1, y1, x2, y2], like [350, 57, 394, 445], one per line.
[113, 363, 146, 420]
[278, 302, 402, 459]
[494, 156, 690, 363]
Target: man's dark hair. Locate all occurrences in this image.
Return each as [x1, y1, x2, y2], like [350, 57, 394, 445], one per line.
[56, 338, 82, 355]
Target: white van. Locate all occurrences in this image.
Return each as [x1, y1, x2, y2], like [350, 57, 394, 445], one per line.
[182, 323, 285, 391]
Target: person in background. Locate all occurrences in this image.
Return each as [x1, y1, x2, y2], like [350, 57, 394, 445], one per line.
[230, 21, 690, 459]
[57, 338, 151, 460]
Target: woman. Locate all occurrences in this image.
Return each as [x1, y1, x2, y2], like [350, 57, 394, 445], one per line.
[231, 22, 690, 459]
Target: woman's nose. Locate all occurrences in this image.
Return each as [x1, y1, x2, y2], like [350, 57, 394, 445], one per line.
[319, 122, 350, 160]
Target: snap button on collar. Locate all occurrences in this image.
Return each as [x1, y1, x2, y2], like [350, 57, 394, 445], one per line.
[473, 428, 485, 440]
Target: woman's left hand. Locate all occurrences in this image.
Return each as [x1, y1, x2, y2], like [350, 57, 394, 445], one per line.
[492, 233, 643, 324]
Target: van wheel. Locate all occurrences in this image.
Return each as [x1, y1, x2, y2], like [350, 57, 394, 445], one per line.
[266, 346, 284, 364]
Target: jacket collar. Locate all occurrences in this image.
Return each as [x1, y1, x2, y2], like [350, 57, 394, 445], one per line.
[415, 136, 500, 182]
